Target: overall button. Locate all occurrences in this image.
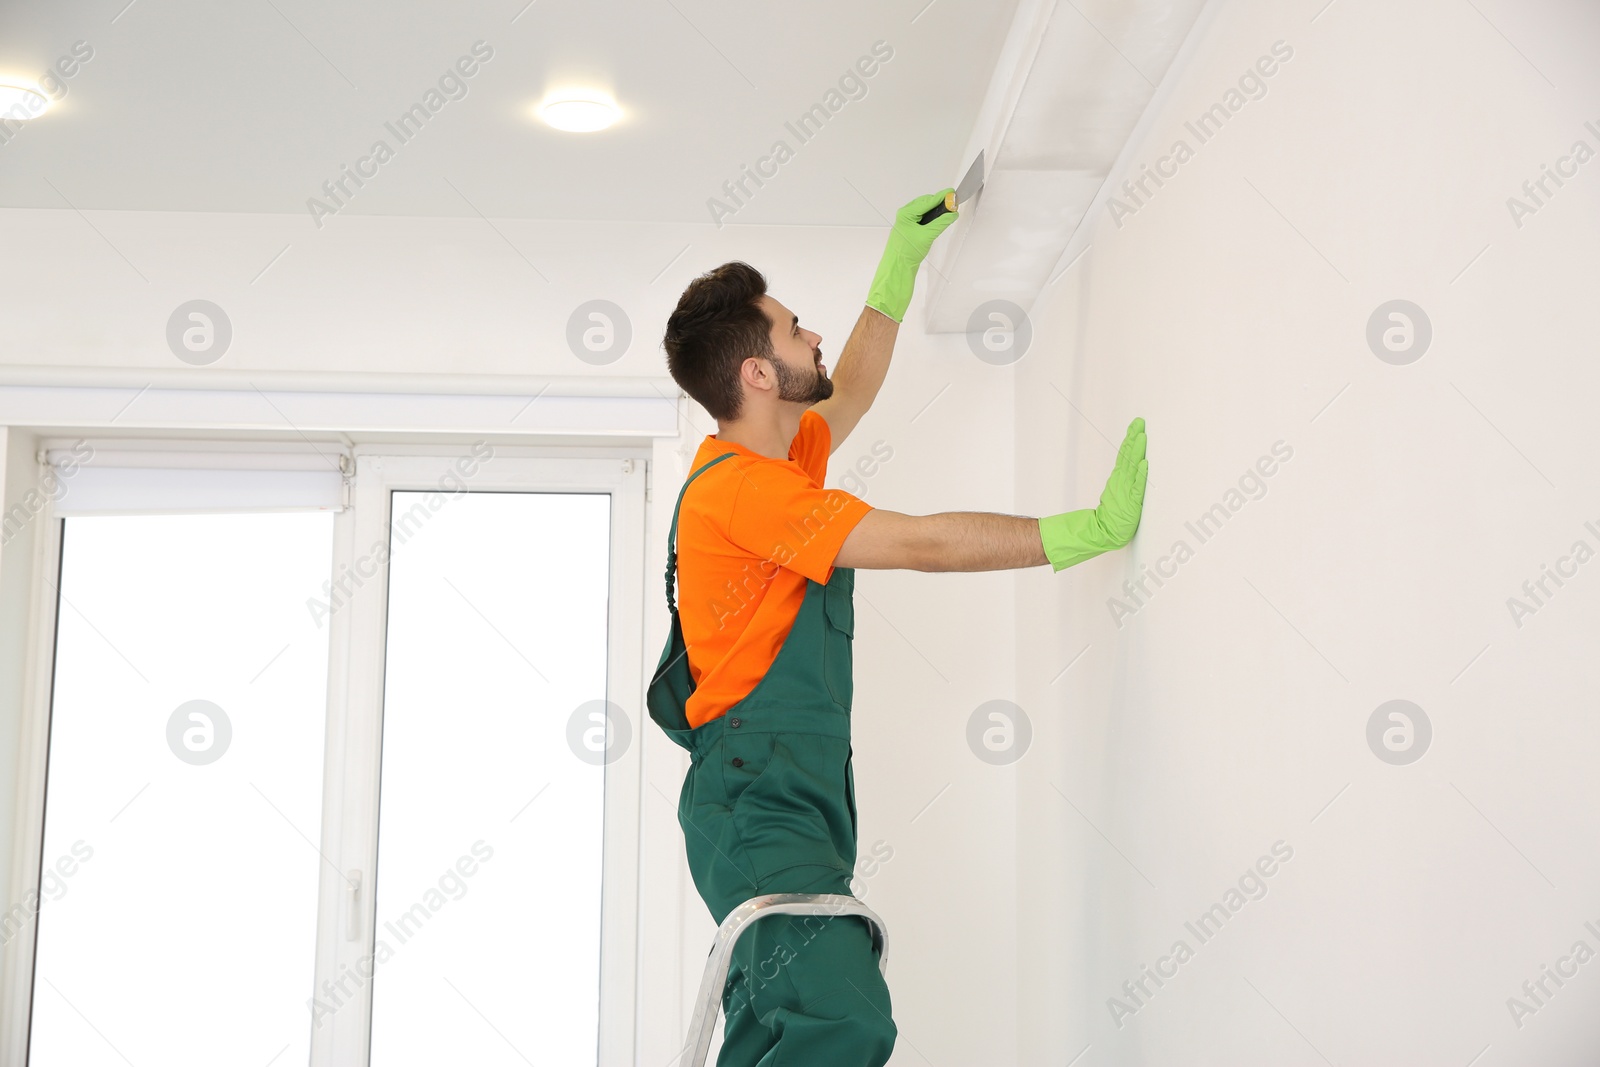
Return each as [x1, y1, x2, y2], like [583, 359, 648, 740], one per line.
[731, 757, 744, 767]
[729, 717, 742, 728]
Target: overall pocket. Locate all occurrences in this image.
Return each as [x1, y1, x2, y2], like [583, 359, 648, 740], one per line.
[720, 730, 777, 810]
[730, 733, 857, 884]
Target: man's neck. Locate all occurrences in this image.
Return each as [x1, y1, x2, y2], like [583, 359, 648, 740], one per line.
[713, 406, 805, 459]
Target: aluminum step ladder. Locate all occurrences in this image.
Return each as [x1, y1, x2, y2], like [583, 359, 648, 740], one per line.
[678, 893, 890, 1067]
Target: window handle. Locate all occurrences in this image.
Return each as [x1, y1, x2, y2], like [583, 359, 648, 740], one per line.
[344, 870, 363, 942]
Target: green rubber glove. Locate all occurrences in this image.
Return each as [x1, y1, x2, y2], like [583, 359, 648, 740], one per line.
[1038, 417, 1148, 572]
[865, 189, 958, 323]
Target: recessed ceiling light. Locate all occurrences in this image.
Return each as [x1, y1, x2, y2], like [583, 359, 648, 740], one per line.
[0, 83, 50, 119]
[538, 92, 620, 133]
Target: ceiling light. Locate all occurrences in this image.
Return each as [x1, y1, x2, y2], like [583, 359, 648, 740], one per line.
[538, 92, 620, 133]
[0, 83, 49, 119]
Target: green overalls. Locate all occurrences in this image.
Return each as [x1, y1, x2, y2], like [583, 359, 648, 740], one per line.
[647, 452, 898, 1067]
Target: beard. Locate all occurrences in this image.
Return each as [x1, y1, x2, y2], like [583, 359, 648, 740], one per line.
[772, 349, 834, 404]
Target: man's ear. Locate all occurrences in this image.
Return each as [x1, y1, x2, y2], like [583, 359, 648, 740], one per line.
[741, 355, 771, 393]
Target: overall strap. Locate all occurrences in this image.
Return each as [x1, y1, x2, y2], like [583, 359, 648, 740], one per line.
[666, 451, 737, 614]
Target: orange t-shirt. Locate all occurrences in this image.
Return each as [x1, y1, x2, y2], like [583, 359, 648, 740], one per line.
[675, 408, 873, 728]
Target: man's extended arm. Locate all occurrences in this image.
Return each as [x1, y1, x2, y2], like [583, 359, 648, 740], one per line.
[835, 418, 1149, 573]
[837, 509, 1051, 571]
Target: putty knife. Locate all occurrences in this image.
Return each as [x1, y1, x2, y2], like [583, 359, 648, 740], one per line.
[918, 150, 985, 225]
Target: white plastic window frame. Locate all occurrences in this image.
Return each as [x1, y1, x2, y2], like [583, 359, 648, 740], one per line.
[318, 451, 647, 1067]
[3, 443, 649, 1067]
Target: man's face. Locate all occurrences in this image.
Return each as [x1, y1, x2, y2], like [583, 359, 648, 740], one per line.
[758, 294, 832, 405]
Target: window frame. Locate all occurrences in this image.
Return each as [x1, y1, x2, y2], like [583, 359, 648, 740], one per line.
[3, 441, 652, 1067]
[322, 451, 648, 1067]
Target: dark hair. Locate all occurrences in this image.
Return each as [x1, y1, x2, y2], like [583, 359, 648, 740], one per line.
[662, 261, 773, 422]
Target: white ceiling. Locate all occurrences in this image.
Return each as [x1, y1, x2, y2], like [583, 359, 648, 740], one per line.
[0, 0, 1019, 224]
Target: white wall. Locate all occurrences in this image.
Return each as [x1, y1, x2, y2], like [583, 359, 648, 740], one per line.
[0, 208, 875, 387]
[1016, 0, 1600, 1063]
[0, 206, 1019, 1063]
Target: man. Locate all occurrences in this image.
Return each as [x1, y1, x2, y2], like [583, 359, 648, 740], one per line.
[647, 190, 1147, 1066]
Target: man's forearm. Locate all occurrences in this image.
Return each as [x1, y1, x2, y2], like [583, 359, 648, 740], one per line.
[831, 306, 899, 414]
[917, 511, 1049, 572]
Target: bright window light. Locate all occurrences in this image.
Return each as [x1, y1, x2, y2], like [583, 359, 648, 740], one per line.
[368, 490, 611, 1064]
[28, 512, 334, 1066]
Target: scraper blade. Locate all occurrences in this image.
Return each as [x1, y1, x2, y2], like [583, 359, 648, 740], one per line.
[918, 150, 985, 225]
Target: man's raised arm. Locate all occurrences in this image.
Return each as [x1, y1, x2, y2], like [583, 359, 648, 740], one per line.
[813, 190, 956, 452]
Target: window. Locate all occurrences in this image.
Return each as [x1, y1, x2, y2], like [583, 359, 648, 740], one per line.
[15, 447, 647, 1067]
[367, 490, 610, 1063]
[29, 511, 334, 1066]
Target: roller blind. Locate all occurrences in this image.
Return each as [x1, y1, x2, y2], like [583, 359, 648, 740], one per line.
[44, 446, 348, 516]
